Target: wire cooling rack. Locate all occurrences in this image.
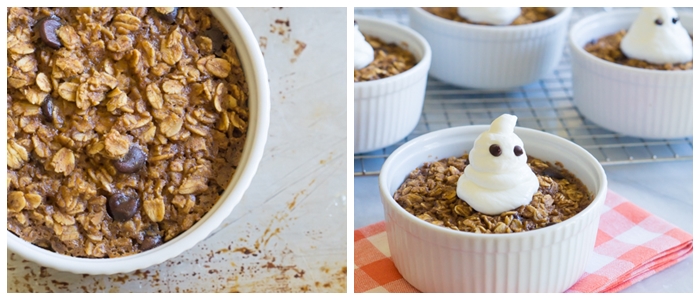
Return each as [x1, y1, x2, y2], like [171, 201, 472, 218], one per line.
[354, 7, 693, 176]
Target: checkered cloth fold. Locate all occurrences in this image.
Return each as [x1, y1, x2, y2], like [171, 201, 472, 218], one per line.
[354, 190, 692, 293]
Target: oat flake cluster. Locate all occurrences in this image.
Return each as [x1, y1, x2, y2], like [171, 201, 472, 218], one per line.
[7, 7, 249, 257]
[394, 154, 593, 234]
[353, 35, 417, 82]
[585, 29, 693, 71]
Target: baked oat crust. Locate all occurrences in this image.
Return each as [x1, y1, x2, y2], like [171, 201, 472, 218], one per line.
[393, 154, 593, 234]
[422, 7, 555, 26]
[353, 35, 417, 82]
[584, 29, 693, 70]
[7, 7, 249, 258]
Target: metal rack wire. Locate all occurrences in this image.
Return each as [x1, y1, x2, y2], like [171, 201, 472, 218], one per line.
[354, 7, 693, 176]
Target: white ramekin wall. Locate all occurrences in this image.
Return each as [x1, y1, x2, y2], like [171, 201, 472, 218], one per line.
[354, 16, 431, 154]
[409, 7, 572, 90]
[569, 9, 693, 139]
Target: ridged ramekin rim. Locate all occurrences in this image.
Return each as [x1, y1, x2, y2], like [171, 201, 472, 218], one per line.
[353, 15, 432, 91]
[379, 125, 608, 241]
[409, 7, 573, 34]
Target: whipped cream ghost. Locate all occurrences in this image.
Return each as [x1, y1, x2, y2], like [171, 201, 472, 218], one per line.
[457, 7, 521, 26]
[456, 114, 539, 215]
[620, 7, 693, 64]
[354, 22, 374, 69]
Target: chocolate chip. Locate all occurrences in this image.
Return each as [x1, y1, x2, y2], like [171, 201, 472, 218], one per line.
[108, 192, 139, 222]
[672, 17, 679, 24]
[204, 27, 226, 52]
[232, 128, 244, 138]
[489, 144, 502, 157]
[140, 235, 163, 251]
[113, 145, 147, 173]
[41, 95, 54, 122]
[513, 145, 523, 157]
[35, 16, 63, 49]
[655, 18, 663, 26]
[154, 7, 178, 23]
[542, 167, 565, 180]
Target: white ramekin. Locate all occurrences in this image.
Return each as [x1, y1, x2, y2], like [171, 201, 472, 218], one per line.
[408, 7, 572, 90]
[6, 7, 271, 275]
[354, 16, 431, 154]
[379, 126, 608, 292]
[569, 9, 693, 139]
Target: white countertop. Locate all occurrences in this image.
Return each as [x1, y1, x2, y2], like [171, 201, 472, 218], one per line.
[7, 7, 347, 292]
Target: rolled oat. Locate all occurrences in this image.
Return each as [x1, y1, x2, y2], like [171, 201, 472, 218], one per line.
[393, 154, 593, 233]
[7, 7, 249, 258]
[353, 36, 417, 82]
[584, 30, 693, 70]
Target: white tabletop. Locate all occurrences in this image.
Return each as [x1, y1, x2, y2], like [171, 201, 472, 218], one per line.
[7, 7, 348, 292]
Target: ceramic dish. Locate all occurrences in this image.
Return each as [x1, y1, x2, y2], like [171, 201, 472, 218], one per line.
[408, 7, 572, 90]
[6, 7, 270, 275]
[379, 125, 607, 292]
[569, 9, 692, 139]
[354, 16, 431, 154]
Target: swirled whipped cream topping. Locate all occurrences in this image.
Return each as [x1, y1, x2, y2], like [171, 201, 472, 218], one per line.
[620, 7, 693, 64]
[457, 7, 521, 26]
[354, 22, 374, 69]
[456, 114, 539, 215]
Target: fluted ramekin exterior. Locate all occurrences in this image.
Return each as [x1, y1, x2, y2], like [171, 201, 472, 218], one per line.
[354, 16, 432, 154]
[569, 10, 693, 139]
[379, 126, 607, 292]
[408, 7, 572, 90]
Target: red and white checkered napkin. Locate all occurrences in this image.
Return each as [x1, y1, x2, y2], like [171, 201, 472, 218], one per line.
[354, 190, 693, 293]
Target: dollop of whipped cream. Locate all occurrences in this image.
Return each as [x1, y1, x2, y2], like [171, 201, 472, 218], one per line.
[354, 22, 374, 69]
[456, 114, 539, 215]
[620, 7, 693, 64]
[457, 7, 521, 26]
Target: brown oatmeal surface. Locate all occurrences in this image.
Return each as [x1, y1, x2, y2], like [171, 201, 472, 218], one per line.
[7, 7, 249, 258]
[423, 7, 555, 26]
[354, 35, 417, 82]
[393, 154, 593, 234]
[584, 29, 693, 70]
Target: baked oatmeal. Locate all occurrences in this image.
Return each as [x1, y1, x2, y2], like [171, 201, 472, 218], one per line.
[7, 7, 249, 257]
[585, 30, 693, 70]
[393, 154, 593, 234]
[423, 7, 555, 26]
[353, 35, 417, 82]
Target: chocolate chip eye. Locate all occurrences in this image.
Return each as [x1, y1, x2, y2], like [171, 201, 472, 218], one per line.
[489, 144, 502, 157]
[514, 145, 523, 157]
[672, 17, 679, 24]
[655, 18, 663, 26]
